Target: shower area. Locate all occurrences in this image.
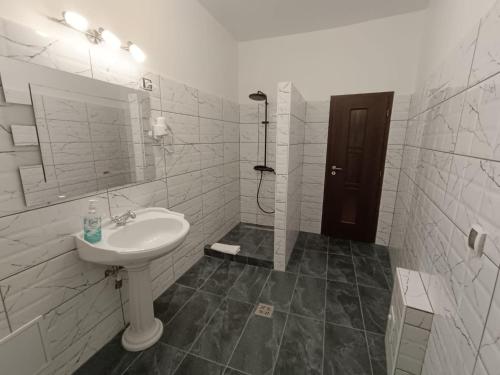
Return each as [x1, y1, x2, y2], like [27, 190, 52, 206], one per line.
[205, 82, 305, 271]
[205, 89, 278, 268]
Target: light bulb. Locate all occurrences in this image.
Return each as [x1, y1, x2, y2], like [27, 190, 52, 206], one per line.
[101, 29, 121, 50]
[63, 11, 88, 32]
[129, 43, 146, 62]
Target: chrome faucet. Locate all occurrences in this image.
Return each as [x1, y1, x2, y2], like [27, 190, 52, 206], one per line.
[111, 210, 136, 226]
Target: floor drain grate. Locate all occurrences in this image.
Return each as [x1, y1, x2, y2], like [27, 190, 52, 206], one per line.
[255, 303, 274, 318]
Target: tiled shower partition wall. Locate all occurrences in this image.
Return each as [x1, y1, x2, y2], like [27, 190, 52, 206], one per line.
[389, 1, 500, 374]
[274, 82, 306, 271]
[300, 94, 410, 245]
[0, 18, 240, 374]
[239, 101, 276, 226]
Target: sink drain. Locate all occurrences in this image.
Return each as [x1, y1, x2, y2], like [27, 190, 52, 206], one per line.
[255, 303, 274, 318]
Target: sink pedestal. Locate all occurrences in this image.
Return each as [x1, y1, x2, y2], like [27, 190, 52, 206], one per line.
[121, 262, 163, 351]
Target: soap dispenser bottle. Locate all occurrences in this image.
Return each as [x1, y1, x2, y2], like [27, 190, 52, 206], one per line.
[84, 199, 102, 243]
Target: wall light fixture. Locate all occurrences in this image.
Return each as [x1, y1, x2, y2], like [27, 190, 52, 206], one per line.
[54, 11, 146, 63]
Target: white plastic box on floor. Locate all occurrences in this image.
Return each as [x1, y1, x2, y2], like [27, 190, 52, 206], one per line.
[386, 268, 434, 375]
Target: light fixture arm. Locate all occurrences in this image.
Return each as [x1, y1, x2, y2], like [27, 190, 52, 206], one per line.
[50, 12, 146, 62]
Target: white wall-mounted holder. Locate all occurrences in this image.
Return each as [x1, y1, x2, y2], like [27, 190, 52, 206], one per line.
[468, 224, 486, 258]
[148, 116, 172, 143]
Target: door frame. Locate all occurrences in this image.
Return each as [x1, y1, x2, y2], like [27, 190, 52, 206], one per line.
[321, 91, 394, 242]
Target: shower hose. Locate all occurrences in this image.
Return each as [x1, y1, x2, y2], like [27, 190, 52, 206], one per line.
[256, 170, 275, 214]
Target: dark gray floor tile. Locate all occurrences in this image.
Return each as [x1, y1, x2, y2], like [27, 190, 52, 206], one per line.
[375, 245, 391, 266]
[367, 332, 387, 375]
[190, 299, 253, 364]
[354, 257, 389, 289]
[252, 245, 274, 261]
[260, 232, 274, 248]
[359, 285, 391, 334]
[326, 281, 363, 329]
[327, 254, 356, 283]
[304, 233, 329, 252]
[351, 241, 380, 259]
[299, 251, 327, 278]
[240, 229, 266, 247]
[290, 275, 326, 320]
[259, 271, 297, 312]
[154, 284, 196, 324]
[328, 239, 351, 256]
[123, 343, 184, 375]
[224, 368, 247, 375]
[227, 265, 270, 303]
[229, 310, 287, 375]
[323, 323, 372, 375]
[273, 315, 324, 375]
[201, 261, 246, 296]
[75, 334, 139, 375]
[174, 354, 225, 375]
[382, 266, 394, 290]
[176, 257, 223, 289]
[161, 291, 222, 350]
[286, 249, 304, 274]
[295, 232, 308, 248]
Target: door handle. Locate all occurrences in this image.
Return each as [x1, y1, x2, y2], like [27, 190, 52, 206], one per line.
[331, 166, 343, 176]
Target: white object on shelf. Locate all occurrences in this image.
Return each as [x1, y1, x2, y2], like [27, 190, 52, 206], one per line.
[386, 268, 434, 375]
[210, 243, 240, 255]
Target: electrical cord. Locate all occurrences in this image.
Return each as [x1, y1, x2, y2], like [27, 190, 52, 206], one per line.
[256, 170, 275, 214]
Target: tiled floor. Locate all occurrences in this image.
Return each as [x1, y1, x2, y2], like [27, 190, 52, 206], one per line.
[76, 232, 393, 375]
[205, 223, 275, 268]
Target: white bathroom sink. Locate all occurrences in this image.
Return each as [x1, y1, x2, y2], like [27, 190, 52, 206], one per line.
[74, 207, 190, 352]
[75, 207, 190, 266]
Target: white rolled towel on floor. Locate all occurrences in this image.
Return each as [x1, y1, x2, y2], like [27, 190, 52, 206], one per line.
[210, 243, 240, 255]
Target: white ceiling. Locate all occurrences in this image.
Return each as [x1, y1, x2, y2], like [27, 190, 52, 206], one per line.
[198, 0, 429, 41]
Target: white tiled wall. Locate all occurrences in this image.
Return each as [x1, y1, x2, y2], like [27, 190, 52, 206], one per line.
[390, 1, 500, 374]
[0, 17, 239, 374]
[299, 94, 410, 245]
[274, 82, 306, 271]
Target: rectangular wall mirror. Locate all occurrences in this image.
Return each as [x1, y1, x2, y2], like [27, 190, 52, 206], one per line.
[0, 56, 156, 212]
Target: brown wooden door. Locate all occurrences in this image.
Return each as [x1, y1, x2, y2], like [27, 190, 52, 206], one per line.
[321, 92, 393, 242]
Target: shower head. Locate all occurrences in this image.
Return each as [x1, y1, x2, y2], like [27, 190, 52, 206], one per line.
[249, 90, 267, 102]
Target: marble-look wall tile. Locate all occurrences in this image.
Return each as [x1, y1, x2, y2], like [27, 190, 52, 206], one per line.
[0, 19, 92, 77]
[199, 91, 223, 120]
[0, 104, 37, 153]
[167, 171, 203, 207]
[0, 251, 105, 331]
[160, 77, 198, 116]
[0, 193, 108, 280]
[470, 0, 500, 85]
[39, 307, 124, 375]
[165, 144, 201, 177]
[199, 143, 224, 169]
[478, 270, 500, 375]
[239, 104, 259, 124]
[305, 101, 330, 123]
[200, 118, 224, 143]
[163, 112, 200, 145]
[41, 276, 121, 358]
[107, 180, 168, 215]
[456, 73, 500, 161]
[223, 99, 239, 123]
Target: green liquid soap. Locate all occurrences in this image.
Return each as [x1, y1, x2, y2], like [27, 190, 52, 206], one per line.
[84, 199, 102, 244]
